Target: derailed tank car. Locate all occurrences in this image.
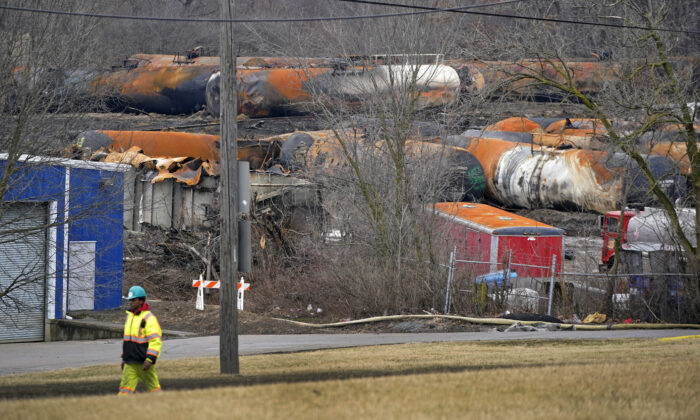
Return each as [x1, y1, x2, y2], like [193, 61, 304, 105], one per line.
[93, 63, 218, 115]
[273, 130, 486, 202]
[75, 130, 279, 171]
[444, 136, 684, 213]
[206, 63, 460, 117]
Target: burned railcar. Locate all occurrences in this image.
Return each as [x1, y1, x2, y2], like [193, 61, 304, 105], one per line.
[269, 130, 485, 202]
[206, 63, 460, 117]
[443, 136, 684, 213]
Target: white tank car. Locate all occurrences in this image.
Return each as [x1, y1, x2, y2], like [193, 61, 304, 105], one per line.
[624, 207, 696, 252]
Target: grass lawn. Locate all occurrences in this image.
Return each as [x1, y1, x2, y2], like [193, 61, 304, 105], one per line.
[1, 338, 698, 419]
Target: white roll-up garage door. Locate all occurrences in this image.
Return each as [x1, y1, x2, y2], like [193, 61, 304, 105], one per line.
[0, 203, 47, 343]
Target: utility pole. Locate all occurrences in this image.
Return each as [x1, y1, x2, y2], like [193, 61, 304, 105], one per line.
[219, 0, 239, 374]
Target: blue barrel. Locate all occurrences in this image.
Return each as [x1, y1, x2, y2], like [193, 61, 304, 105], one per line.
[475, 270, 518, 288]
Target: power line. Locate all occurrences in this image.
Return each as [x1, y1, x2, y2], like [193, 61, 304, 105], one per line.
[337, 0, 700, 35]
[1, 1, 696, 35]
[0, 1, 528, 24]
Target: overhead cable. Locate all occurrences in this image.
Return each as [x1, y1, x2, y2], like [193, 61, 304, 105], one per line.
[337, 0, 700, 35]
[1, 1, 695, 34]
[0, 1, 529, 24]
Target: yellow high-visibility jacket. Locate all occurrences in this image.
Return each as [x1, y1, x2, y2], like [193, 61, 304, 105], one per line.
[122, 308, 162, 364]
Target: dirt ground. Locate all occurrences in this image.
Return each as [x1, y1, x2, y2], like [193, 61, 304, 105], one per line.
[514, 208, 599, 237]
[69, 300, 485, 336]
[90, 214, 611, 336]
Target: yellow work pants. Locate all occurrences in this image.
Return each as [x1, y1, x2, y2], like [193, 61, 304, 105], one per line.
[118, 363, 161, 395]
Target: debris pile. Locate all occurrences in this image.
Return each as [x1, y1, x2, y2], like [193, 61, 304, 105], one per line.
[72, 113, 690, 215]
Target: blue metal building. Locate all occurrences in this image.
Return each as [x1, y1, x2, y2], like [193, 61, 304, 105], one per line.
[0, 155, 127, 342]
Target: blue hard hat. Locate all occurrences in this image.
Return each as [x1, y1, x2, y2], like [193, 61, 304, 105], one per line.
[126, 285, 147, 300]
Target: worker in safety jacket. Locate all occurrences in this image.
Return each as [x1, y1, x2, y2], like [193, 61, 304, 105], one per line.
[118, 285, 163, 395]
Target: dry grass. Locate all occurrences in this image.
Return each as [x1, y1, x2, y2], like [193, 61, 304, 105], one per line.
[1, 339, 699, 419]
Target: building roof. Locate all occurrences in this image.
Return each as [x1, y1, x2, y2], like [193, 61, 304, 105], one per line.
[432, 202, 564, 236]
[0, 154, 131, 172]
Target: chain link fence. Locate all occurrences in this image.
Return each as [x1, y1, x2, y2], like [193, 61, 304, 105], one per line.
[441, 248, 700, 323]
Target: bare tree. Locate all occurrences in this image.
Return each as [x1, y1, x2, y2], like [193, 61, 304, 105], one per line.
[0, 2, 126, 335]
[464, 1, 697, 262]
[247, 2, 483, 315]
[454, 0, 698, 321]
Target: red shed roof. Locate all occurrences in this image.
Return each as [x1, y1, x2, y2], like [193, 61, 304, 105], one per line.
[432, 202, 564, 236]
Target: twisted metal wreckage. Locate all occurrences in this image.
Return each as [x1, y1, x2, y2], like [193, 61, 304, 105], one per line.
[74, 126, 489, 231]
[74, 112, 690, 229]
[75, 128, 487, 201]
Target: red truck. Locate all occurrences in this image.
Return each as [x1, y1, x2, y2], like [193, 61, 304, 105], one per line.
[599, 207, 696, 270]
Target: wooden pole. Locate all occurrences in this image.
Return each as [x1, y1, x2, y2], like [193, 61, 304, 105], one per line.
[219, 0, 239, 374]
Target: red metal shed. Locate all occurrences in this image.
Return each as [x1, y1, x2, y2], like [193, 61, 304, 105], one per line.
[433, 202, 564, 277]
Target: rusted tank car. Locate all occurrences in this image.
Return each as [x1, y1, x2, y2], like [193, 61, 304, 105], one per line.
[96, 60, 335, 116]
[447, 57, 698, 99]
[444, 59, 618, 98]
[206, 67, 329, 118]
[112, 54, 618, 100]
[463, 117, 609, 149]
[404, 141, 486, 202]
[75, 130, 278, 170]
[206, 63, 460, 117]
[471, 117, 696, 174]
[77, 130, 221, 160]
[92, 62, 219, 114]
[647, 142, 692, 174]
[462, 127, 606, 150]
[270, 130, 485, 202]
[638, 123, 699, 174]
[485, 117, 608, 136]
[313, 63, 460, 111]
[444, 136, 684, 213]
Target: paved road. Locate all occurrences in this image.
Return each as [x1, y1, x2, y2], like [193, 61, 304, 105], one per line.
[1, 329, 698, 376]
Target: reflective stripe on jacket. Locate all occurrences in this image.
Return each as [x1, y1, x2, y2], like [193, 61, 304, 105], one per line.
[122, 310, 162, 364]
